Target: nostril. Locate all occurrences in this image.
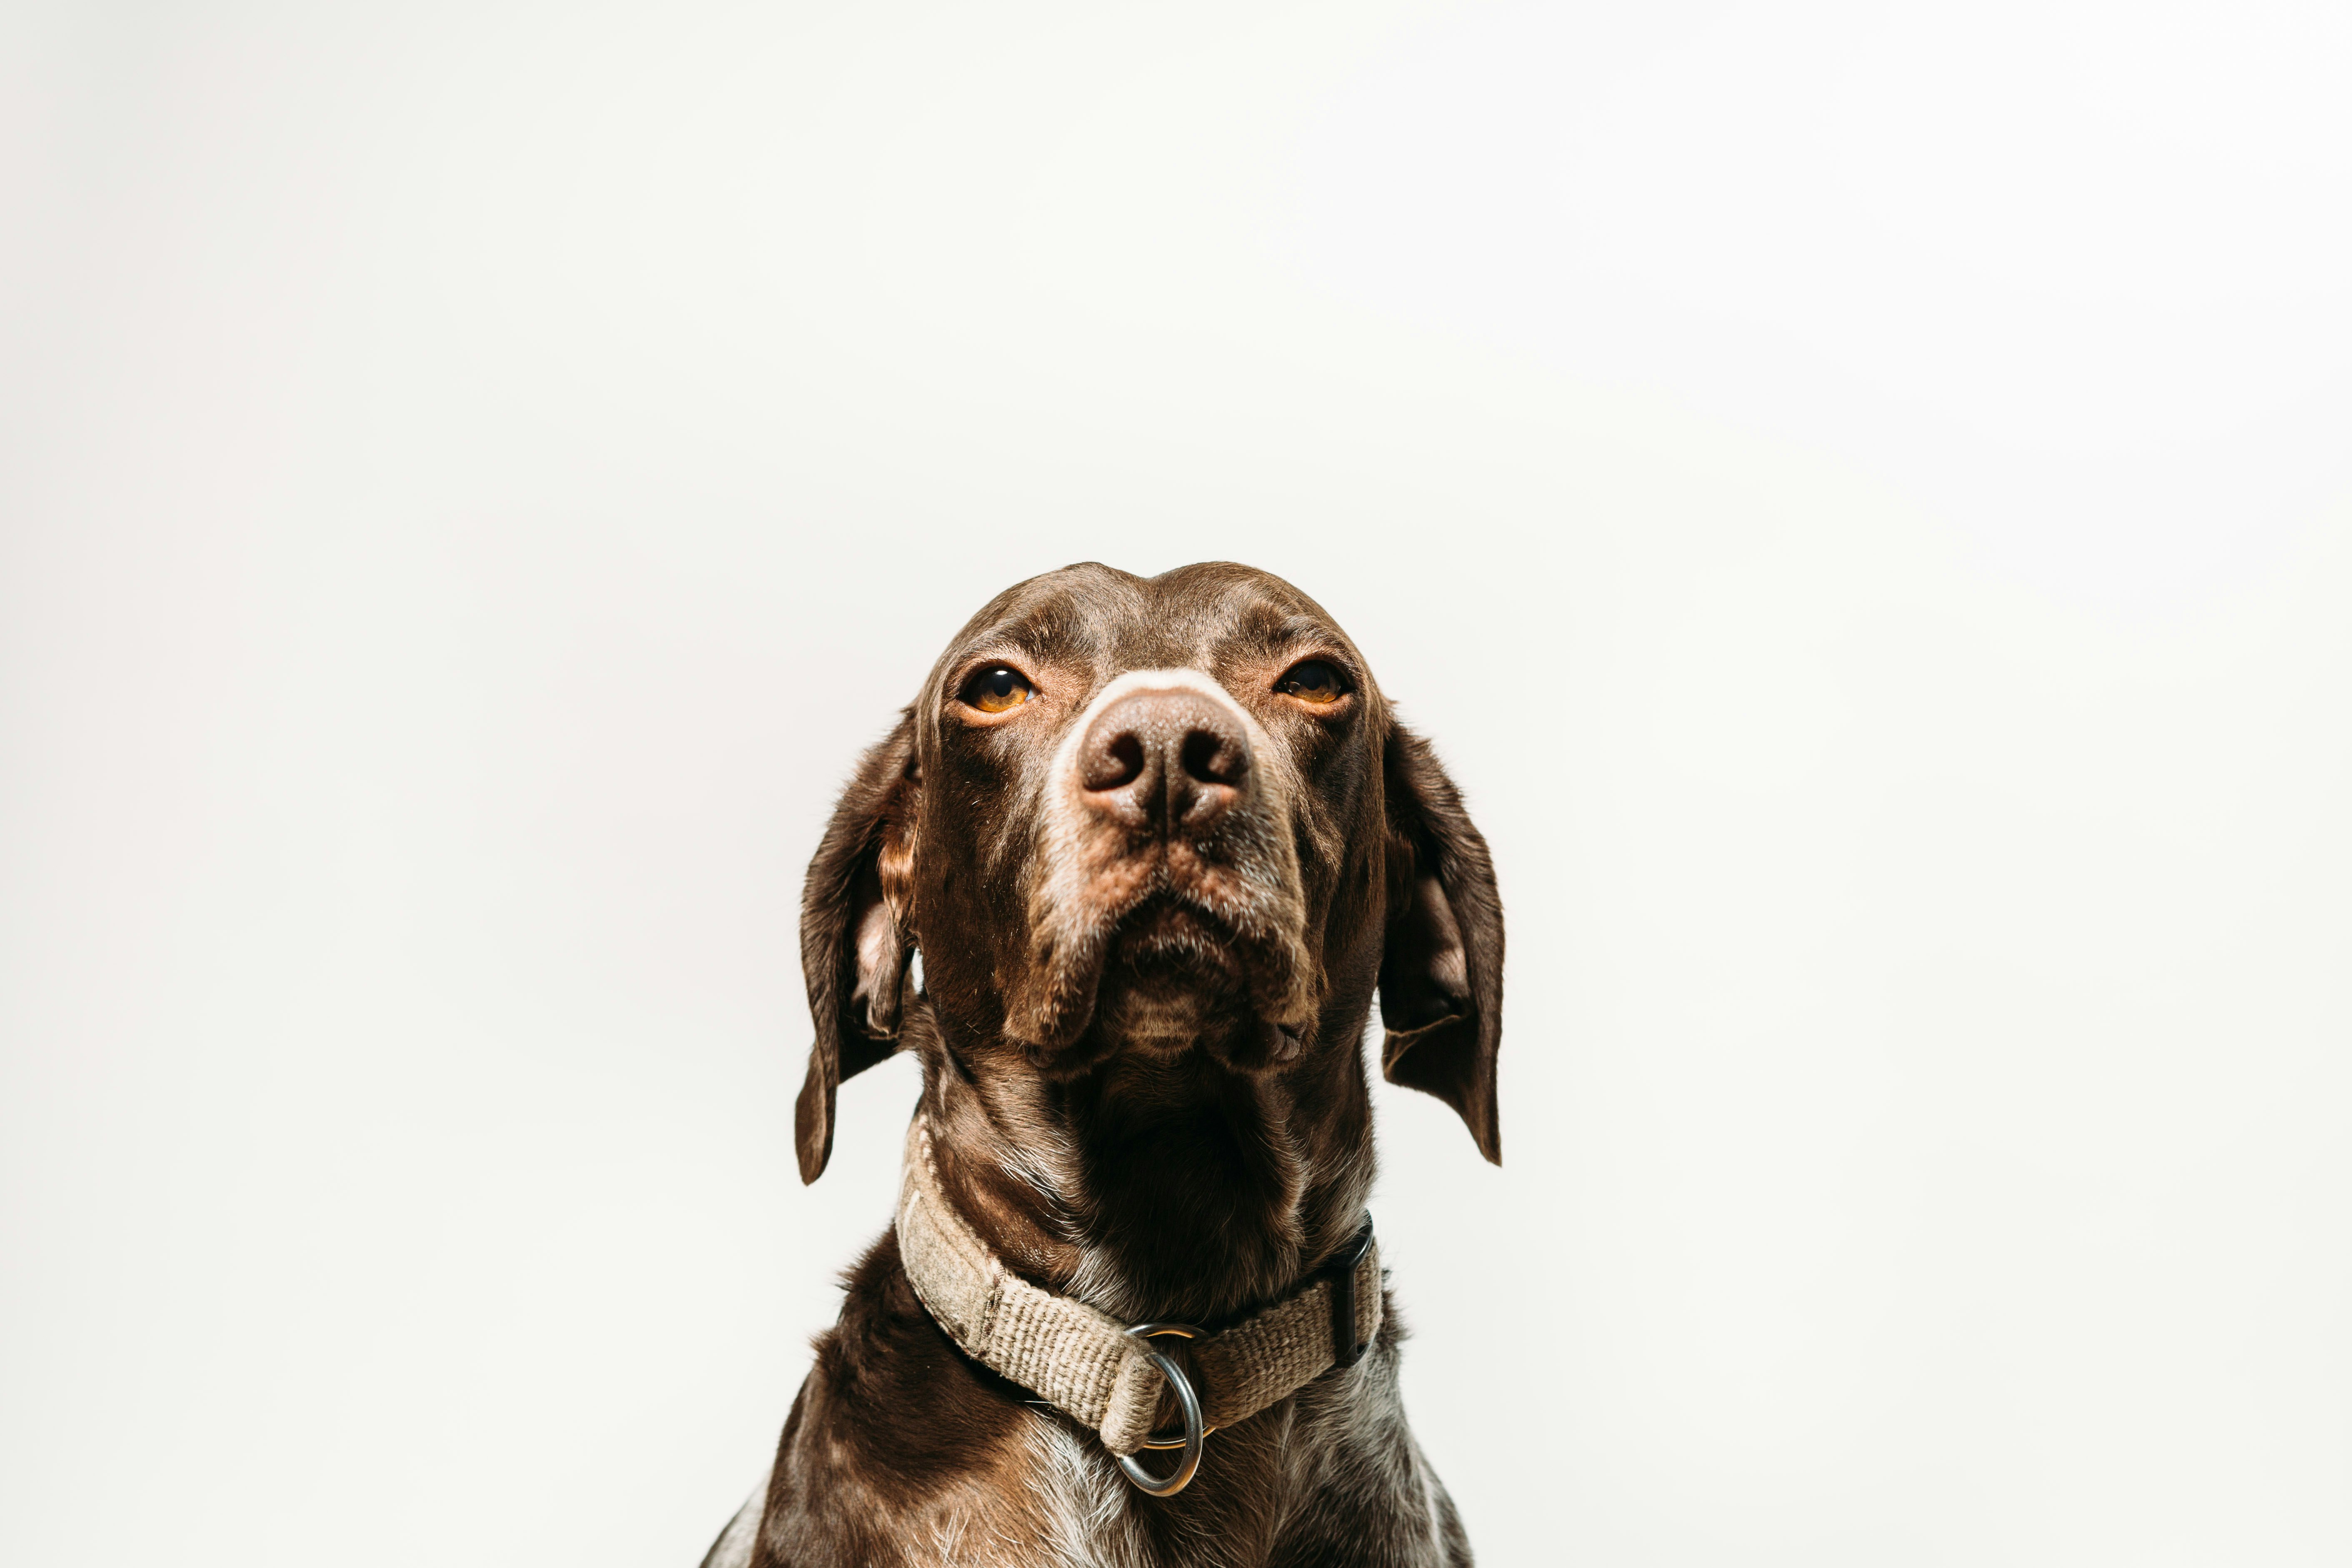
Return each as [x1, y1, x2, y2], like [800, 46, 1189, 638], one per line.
[1085, 731, 1147, 791]
[1179, 727, 1248, 788]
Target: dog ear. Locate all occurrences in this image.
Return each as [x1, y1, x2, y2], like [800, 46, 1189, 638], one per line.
[794, 712, 919, 1184]
[1378, 724, 1506, 1164]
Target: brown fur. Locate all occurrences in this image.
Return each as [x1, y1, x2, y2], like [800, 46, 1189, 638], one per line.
[711, 562, 1503, 1567]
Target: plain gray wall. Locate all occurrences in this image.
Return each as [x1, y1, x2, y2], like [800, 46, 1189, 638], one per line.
[4, 2, 2348, 1564]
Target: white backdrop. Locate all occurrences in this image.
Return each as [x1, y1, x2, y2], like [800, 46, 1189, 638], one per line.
[4, 3, 2348, 1564]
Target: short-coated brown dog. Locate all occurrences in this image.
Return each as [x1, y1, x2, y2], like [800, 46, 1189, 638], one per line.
[702, 561, 1503, 1567]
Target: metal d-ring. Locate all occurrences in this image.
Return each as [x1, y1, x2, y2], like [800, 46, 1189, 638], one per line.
[1115, 1322, 1208, 1497]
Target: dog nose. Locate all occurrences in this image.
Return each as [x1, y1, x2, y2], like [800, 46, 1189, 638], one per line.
[1077, 687, 1251, 832]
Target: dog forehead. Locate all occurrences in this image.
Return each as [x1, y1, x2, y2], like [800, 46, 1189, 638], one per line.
[941, 560, 1345, 677]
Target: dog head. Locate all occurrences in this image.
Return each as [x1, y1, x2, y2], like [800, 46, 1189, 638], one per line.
[792, 562, 1503, 1183]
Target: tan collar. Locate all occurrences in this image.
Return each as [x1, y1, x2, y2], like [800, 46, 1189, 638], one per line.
[894, 1113, 1383, 1495]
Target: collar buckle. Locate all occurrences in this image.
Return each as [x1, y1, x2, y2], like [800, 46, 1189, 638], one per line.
[1321, 1215, 1377, 1371]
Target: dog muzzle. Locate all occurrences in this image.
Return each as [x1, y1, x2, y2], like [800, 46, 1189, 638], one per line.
[894, 1113, 1383, 1497]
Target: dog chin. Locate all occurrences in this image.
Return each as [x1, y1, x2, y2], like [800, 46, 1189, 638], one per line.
[1011, 891, 1318, 1066]
[1079, 894, 1289, 1057]
[1089, 904, 1234, 1038]
[1089, 961, 1243, 1048]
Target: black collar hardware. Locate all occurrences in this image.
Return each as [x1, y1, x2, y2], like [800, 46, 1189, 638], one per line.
[1322, 1216, 1378, 1369]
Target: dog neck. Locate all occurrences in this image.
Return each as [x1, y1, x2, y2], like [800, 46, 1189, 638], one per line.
[911, 999, 1378, 1327]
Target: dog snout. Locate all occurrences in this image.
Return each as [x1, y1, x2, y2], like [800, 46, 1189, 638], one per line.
[1077, 687, 1251, 833]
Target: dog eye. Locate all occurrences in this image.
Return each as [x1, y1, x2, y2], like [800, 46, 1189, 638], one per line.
[961, 665, 1034, 713]
[1276, 660, 1347, 704]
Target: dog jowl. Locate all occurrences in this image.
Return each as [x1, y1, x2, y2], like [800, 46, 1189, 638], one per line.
[711, 561, 1504, 1568]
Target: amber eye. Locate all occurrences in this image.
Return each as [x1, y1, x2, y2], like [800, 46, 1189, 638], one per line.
[961, 665, 1033, 713]
[1276, 659, 1347, 705]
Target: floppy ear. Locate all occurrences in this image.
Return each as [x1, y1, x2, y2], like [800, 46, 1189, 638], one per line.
[794, 712, 919, 1184]
[1378, 724, 1506, 1164]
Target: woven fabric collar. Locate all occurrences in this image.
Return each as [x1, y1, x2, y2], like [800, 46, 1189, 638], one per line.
[894, 1113, 1383, 1457]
